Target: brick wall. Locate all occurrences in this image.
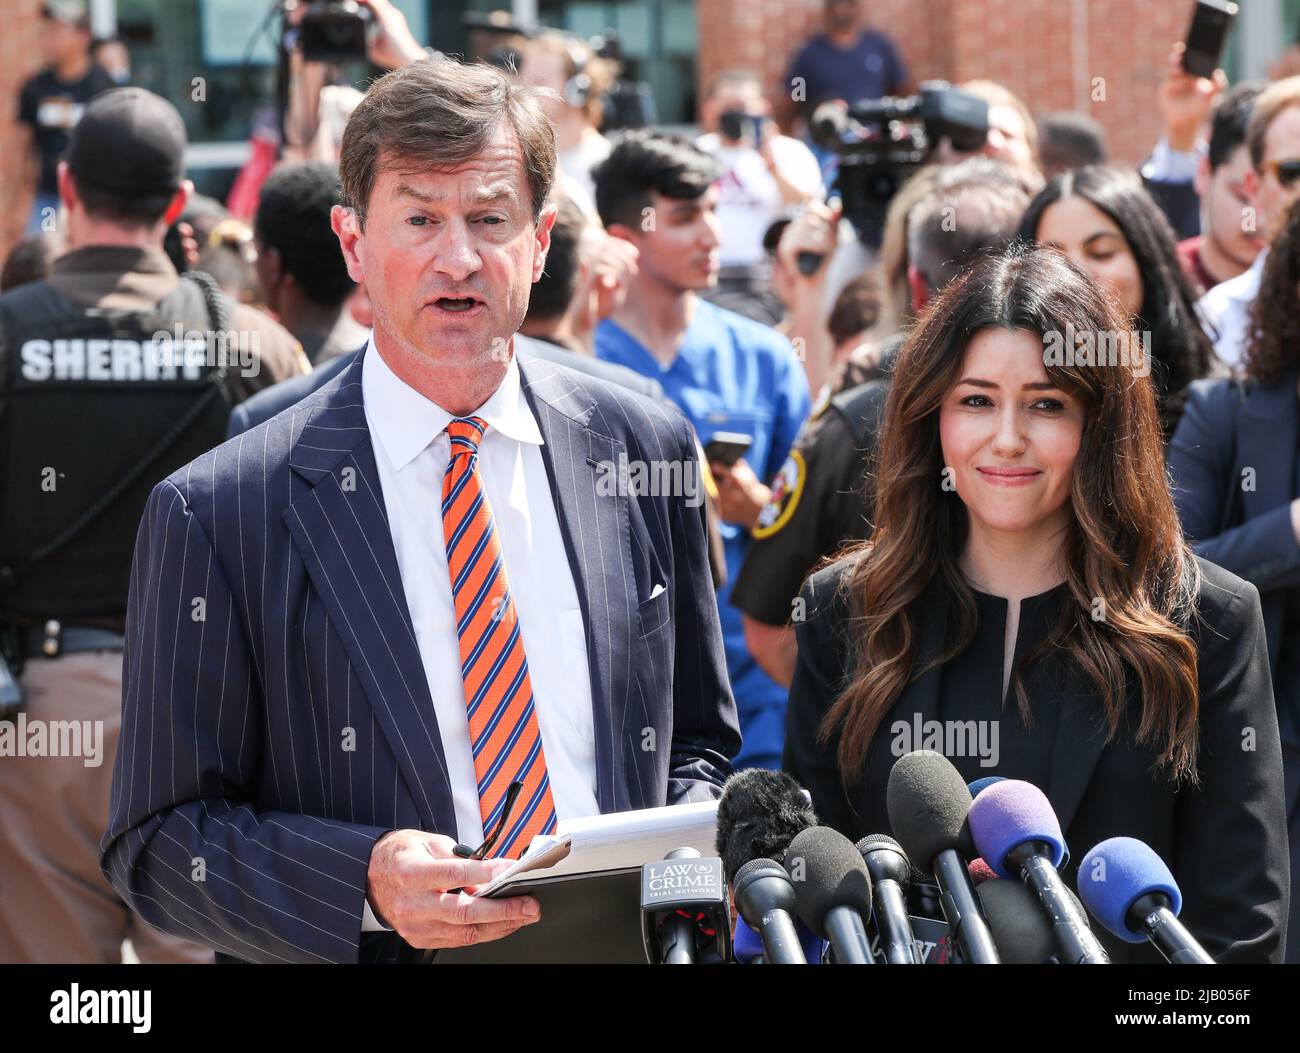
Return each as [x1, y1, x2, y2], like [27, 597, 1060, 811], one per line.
[697, 0, 1197, 167]
[1, 0, 47, 268]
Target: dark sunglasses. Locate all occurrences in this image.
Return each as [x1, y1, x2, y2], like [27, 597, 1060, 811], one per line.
[1262, 159, 1300, 187]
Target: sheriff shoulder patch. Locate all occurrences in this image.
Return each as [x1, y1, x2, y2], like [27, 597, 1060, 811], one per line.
[752, 449, 806, 539]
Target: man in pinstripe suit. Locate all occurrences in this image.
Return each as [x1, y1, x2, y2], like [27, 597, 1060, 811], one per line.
[101, 57, 740, 963]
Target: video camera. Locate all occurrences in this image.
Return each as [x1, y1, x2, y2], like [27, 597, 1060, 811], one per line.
[811, 81, 989, 249]
[298, 0, 373, 63]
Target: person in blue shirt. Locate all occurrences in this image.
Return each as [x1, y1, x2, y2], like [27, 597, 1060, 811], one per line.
[591, 130, 812, 770]
[779, 0, 909, 141]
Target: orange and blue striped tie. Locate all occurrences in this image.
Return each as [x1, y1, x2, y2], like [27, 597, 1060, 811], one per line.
[442, 416, 558, 858]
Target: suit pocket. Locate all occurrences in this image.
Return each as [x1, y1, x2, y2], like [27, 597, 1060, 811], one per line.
[637, 586, 671, 639]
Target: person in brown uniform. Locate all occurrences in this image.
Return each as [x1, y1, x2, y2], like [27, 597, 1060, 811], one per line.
[0, 88, 305, 963]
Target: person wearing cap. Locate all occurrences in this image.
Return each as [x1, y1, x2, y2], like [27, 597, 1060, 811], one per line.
[0, 87, 304, 964]
[17, 1, 115, 235]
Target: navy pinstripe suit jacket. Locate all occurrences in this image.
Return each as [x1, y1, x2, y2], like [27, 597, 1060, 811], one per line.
[101, 345, 740, 963]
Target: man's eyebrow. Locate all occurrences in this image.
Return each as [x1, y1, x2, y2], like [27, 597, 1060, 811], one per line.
[395, 182, 437, 201]
[956, 377, 1062, 391]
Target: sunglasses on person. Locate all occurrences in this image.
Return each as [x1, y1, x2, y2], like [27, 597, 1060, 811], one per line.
[1262, 159, 1300, 187]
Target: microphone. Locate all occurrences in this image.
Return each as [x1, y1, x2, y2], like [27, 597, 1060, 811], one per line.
[783, 826, 875, 964]
[977, 878, 1059, 963]
[715, 769, 817, 885]
[887, 750, 1001, 964]
[967, 857, 998, 885]
[968, 776, 1006, 798]
[731, 858, 808, 964]
[968, 780, 1109, 964]
[640, 847, 730, 964]
[856, 835, 921, 964]
[733, 914, 825, 964]
[1078, 837, 1214, 965]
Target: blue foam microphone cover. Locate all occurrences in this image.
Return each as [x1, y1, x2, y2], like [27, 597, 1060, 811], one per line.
[968, 776, 1005, 797]
[1077, 836, 1182, 943]
[967, 779, 1066, 878]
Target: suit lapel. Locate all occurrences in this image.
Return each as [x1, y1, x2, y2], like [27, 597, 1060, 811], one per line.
[518, 356, 637, 812]
[282, 347, 456, 835]
[854, 584, 949, 824]
[1045, 655, 1108, 841]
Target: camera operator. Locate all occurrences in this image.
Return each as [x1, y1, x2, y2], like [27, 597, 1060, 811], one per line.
[696, 69, 823, 326]
[519, 31, 617, 219]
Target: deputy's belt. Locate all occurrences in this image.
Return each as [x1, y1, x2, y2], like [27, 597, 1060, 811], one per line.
[20, 621, 126, 659]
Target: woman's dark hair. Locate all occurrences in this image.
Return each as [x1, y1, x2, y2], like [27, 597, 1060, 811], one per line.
[1019, 166, 1216, 433]
[1244, 196, 1300, 385]
[824, 244, 1202, 784]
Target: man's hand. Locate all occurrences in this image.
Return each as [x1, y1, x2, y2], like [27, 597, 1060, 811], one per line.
[711, 457, 771, 530]
[357, 0, 427, 70]
[365, 829, 541, 949]
[1159, 42, 1228, 153]
[569, 228, 639, 350]
[777, 199, 841, 282]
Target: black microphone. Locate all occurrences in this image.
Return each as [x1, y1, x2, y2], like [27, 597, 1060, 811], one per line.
[856, 834, 921, 964]
[782, 826, 875, 964]
[715, 769, 818, 885]
[887, 750, 1001, 964]
[968, 780, 1109, 964]
[978, 877, 1068, 963]
[1078, 837, 1214, 965]
[640, 847, 730, 964]
[731, 858, 808, 964]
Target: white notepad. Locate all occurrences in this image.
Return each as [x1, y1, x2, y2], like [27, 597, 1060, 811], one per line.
[475, 799, 720, 898]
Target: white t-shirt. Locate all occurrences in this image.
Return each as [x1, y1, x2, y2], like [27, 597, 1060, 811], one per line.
[560, 132, 612, 220]
[697, 131, 824, 268]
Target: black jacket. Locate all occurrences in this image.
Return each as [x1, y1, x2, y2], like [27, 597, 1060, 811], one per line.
[784, 555, 1289, 963]
[1168, 371, 1300, 741]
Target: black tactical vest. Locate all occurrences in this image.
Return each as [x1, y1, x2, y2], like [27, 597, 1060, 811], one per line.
[0, 271, 232, 621]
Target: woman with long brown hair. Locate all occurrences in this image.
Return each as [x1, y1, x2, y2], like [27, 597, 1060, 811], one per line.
[784, 244, 1288, 963]
[1169, 194, 1300, 963]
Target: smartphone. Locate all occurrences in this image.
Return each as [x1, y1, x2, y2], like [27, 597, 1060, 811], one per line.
[718, 110, 768, 145]
[1183, 0, 1238, 79]
[704, 432, 753, 467]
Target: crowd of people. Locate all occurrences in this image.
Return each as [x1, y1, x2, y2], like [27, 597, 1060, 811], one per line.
[1, 0, 1298, 965]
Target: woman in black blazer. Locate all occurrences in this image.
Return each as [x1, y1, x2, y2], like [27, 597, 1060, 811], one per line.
[784, 245, 1288, 963]
[1168, 195, 1300, 962]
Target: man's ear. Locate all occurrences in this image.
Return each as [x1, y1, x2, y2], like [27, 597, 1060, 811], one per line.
[332, 204, 367, 283]
[1243, 165, 1261, 206]
[605, 222, 638, 245]
[161, 180, 193, 228]
[56, 161, 78, 215]
[907, 262, 929, 315]
[261, 244, 284, 289]
[1193, 155, 1212, 200]
[532, 202, 558, 283]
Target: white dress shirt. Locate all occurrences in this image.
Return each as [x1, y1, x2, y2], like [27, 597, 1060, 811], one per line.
[359, 339, 599, 930]
[1198, 247, 1267, 369]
